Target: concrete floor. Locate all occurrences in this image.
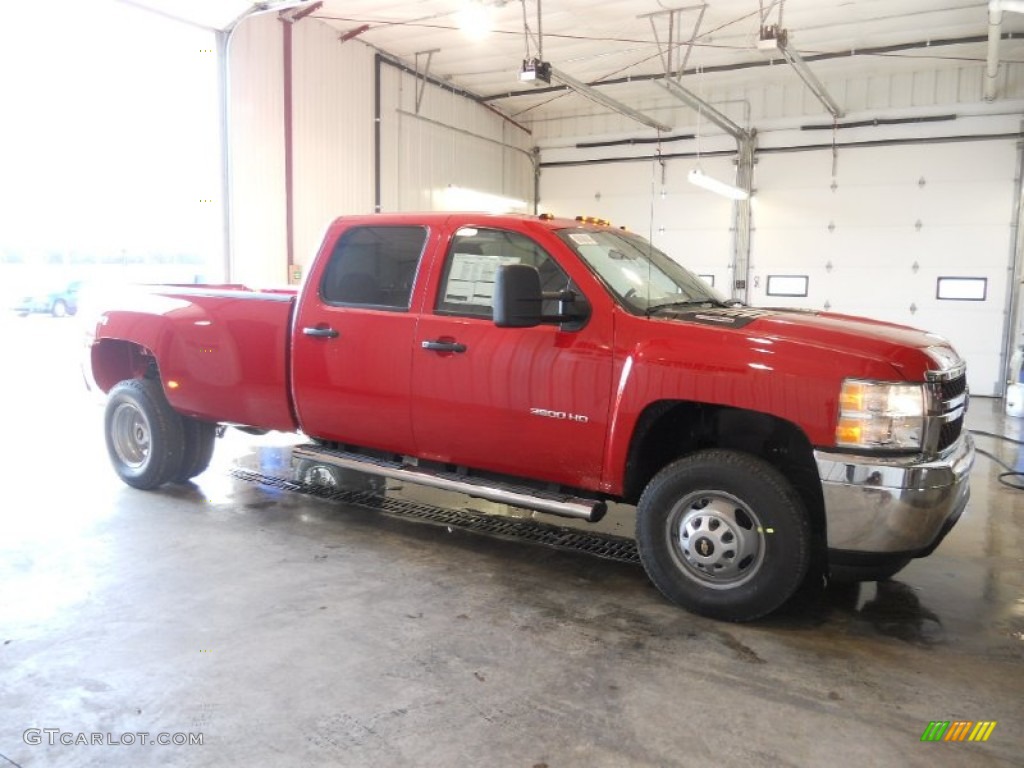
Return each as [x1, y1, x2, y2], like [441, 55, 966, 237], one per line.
[1, 315, 1022, 768]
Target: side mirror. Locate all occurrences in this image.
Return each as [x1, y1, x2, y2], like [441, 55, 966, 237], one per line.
[493, 264, 543, 328]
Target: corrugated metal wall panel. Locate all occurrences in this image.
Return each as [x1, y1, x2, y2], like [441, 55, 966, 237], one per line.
[529, 62, 1024, 143]
[292, 20, 375, 274]
[227, 12, 286, 285]
[379, 63, 534, 213]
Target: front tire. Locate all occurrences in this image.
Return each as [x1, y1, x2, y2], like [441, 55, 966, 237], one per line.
[105, 378, 186, 490]
[51, 299, 67, 318]
[636, 450, 811, 622]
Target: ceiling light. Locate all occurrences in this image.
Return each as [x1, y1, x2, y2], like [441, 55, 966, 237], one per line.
[688, 169, 749, 200]
[457, 1, 493, 40]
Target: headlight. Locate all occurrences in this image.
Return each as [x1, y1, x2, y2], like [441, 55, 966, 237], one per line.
[835, 380, 925, 451]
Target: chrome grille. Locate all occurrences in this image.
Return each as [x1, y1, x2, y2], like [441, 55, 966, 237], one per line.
[926, 368, 967, 454]
[939, 413, 964, 452]
[940, 376, 967, 401]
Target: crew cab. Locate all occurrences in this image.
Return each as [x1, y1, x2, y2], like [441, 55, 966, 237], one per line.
[86, 213, 974, 621]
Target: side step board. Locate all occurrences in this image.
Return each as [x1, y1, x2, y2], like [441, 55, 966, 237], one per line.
[291, 444, 607, 523]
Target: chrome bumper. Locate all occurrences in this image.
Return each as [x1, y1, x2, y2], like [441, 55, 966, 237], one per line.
[814, 434, 975, 555]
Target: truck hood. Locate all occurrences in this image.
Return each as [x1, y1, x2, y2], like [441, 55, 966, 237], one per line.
[660, 305, 961, 378]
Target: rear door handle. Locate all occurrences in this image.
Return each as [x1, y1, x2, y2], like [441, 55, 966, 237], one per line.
[303, 326, 340, 339]
[421, 340, 467, 353]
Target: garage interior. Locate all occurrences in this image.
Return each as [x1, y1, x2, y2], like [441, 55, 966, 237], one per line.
[1, 1, 1024, 766]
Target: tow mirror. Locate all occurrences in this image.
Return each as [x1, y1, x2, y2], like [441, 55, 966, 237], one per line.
[494, 264, 543, 328]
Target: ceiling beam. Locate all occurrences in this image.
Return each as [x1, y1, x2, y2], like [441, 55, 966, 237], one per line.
[548, 67, 672, 132]
[654, 78, 748, 140]
[481, 33, 1013, 104]
[759, 27, 842, 119]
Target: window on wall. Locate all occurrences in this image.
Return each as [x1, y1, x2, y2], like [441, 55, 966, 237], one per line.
[436, 227, 582, 318]
[936, 277, 987, 301]
[766, 275, 809, 298]
[320, 226, 427, 309]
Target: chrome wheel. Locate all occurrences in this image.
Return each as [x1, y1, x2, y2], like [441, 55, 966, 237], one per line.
[667, 490, 765, 589]
[303, 465, 339, 488]
[111, 402, 151, 469]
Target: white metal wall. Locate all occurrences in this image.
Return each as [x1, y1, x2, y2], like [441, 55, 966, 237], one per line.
[292, 20, 376, 274]
[227, 16, 532, 285]
[751, 140, 1019, 396]
[227, 12, 286, 286]
[378, 63, 534, 213]
[529, 60, 1024, 144]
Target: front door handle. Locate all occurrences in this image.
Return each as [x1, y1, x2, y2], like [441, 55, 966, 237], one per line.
[421, 339, 467, 353]
[303, 326, 340, 339]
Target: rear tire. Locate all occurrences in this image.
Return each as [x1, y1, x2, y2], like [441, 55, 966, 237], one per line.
[105, 378, 186, 490]
[51, 299, 67, 318]
[174, 418, 217, 483]
[636, 450, 811, 622]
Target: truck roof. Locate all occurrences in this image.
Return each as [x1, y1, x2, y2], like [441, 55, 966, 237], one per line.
[328, 211, 623, 233]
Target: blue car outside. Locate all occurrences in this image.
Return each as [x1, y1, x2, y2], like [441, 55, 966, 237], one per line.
[14, 281, 82, 317]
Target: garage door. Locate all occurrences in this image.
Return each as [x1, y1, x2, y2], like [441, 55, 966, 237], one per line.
[539, 154, 737, 293]
[749, 140, 1019, 396]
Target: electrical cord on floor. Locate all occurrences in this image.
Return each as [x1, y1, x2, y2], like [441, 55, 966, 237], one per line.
[968, 429, 1024, 491]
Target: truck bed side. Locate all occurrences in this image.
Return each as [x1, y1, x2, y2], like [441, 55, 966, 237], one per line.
[89, 286, 299, 431]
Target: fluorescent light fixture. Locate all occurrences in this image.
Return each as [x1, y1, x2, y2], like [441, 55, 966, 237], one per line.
[440, 186, 527, 213]
[688, 169, 749, 200]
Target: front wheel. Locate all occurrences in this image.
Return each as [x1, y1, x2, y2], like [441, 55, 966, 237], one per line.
[51, 299, 68, 318]
[104, 378, 186, 490]
[636, 450, 811, 622]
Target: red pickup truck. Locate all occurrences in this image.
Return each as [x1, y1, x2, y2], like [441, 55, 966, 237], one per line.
[86, 212, 974, 621]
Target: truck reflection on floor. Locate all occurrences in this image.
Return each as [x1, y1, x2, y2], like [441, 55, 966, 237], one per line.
[292, 457, 387, 497]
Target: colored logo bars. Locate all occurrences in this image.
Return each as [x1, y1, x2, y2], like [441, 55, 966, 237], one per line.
[921, 721, 997, 742]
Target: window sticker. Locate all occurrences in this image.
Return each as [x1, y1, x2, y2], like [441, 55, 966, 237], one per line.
[444, 252, 520, 307]
[569, 233, 598, 246]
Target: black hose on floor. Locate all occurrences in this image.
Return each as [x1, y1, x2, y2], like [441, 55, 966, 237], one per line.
[968, 429, 1024, 491]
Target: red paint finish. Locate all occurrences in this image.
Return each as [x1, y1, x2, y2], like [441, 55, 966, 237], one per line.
[90, 287, 298, 432]
[409, 218, 617, 488]
[89, 212, 961, 501]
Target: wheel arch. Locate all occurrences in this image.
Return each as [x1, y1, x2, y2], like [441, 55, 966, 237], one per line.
[622, 400, 826, 556]
[91, 339, 157, 393]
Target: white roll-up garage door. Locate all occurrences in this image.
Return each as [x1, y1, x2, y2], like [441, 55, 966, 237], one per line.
[749, 140, 1019, 396]
[539, 154, 738, 293]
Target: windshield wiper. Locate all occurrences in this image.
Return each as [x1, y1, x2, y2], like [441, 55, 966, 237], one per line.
[647, 298, 739, 315]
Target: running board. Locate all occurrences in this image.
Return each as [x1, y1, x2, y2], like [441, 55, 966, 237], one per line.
[291, 444, 607, 523]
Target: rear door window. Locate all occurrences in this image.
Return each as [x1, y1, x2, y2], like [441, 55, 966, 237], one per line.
[320, 226, 427, 310]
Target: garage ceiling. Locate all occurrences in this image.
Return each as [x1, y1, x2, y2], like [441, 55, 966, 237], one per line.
[129, 1, 1024, 124]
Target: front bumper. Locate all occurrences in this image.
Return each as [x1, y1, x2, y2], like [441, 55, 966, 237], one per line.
[814, 433, 974, 556]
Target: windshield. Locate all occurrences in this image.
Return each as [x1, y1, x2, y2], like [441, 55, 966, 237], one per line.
[555, 228, 728, 314]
